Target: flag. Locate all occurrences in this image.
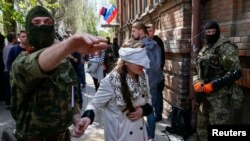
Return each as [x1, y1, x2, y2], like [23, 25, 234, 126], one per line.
[104, 4, 118, 24]
[99, 7, 107, 17]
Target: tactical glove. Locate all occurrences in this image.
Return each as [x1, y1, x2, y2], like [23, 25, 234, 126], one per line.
[194, 81, 203, 93]
[203, 83, 213, 94]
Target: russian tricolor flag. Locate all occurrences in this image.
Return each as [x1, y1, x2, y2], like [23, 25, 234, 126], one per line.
[104, 5, 118, 24]
[100, 7, 107, 17]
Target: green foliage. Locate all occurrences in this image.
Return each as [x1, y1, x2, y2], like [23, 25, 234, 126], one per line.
[108, 0, 117, 6]
[98, 30, 111, 37]
[0, 0, 24, 24]
[12, 10, 24, 24]
[64, 0, 97, 35]
[0, 0, 60, 34]
[41, 0, 60, 9]
[84, 7, 98, 35]
[0, 0, 97, 35]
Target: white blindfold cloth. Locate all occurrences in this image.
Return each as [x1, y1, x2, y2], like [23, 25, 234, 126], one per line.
[119, 47, 150, 68]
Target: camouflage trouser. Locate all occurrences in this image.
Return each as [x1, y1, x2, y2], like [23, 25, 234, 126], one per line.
[197, 96, 231, 141]
[21, 129, 71, 141]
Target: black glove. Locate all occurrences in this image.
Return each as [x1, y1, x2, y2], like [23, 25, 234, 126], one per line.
[141, 103, 153, 116]
[212, 69, 241, 91]
[81, 109, 95, 124]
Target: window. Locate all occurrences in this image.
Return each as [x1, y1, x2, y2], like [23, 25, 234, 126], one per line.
[133, 0, 138, 18]
[123, 0, 129, 23]
[154, 0, 159, 6]
[142, 0, 148, 13]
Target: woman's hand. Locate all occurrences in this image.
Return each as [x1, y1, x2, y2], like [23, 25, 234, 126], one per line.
[127, 107, 143, 122]
[71, 117, 91, 138]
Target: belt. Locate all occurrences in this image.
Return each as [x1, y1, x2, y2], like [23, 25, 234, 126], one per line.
[22, 131, 67, 141]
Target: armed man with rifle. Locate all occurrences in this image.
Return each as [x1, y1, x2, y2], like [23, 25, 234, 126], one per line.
[193, 20, 243, 141]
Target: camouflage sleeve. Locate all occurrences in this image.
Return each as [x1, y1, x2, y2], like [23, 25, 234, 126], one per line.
[193, 47, 206, 84]
[11, 50, 50, 92]
[210, 43, 242, 91]
[219, 43, 241, 71]
[10, 50, 52, 119]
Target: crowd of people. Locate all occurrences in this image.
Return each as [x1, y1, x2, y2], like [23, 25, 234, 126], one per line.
[0, 31, 29, 110]
[0, 5, 243, 141]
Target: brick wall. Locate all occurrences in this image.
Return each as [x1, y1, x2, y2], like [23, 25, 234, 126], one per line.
[159, 1, 192, 116]
[140, 0, 190, 115]
[117, 0, 250, 122]
[163, 54, 190, 108]
[123, 0, 193, 115]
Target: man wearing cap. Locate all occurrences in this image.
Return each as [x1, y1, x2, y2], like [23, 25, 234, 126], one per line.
[193, 20, 243, 141]
[10, 6, 108, 141]
[131, 22, 164, 141]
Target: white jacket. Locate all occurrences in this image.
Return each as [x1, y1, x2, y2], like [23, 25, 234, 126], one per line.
[86, 71, 151, 141]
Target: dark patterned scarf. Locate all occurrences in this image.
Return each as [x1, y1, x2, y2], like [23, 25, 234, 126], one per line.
[109, 69, 150, 111]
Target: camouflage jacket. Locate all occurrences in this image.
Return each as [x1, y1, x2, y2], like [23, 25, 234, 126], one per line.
[10, 49, 80, 138]
[193, 36, 243, 109]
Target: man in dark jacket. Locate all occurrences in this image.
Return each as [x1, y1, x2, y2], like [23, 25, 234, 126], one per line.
[132, 21, 164, 140]
[147, 23, 165, 122]
[0, 32, 5, 102]
[7, 30, 28, 71]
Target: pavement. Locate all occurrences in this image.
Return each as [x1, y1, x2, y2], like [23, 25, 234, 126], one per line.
[0, 72, 188, 141]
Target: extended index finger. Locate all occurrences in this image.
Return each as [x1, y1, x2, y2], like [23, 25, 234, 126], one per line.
[96, 36, 108, 42]
[92, 42, 109, 52]
[89, 36, 107, 45]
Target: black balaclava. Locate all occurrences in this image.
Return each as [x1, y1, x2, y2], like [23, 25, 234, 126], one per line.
[204, 20, 220, 45]
[25, 6, 55, 51]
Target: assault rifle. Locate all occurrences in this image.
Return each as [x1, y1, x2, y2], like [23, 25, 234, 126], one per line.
[194, 91, 212, 113]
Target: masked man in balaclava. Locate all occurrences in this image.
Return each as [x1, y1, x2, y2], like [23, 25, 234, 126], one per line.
[10, 6, 108, 141]
[192, 20, 243, 141]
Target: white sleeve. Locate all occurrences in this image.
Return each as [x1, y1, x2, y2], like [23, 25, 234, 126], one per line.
[86, 77, 114, 114]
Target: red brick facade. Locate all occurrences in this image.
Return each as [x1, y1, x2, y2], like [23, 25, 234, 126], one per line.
[117, 0, 250, 122]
